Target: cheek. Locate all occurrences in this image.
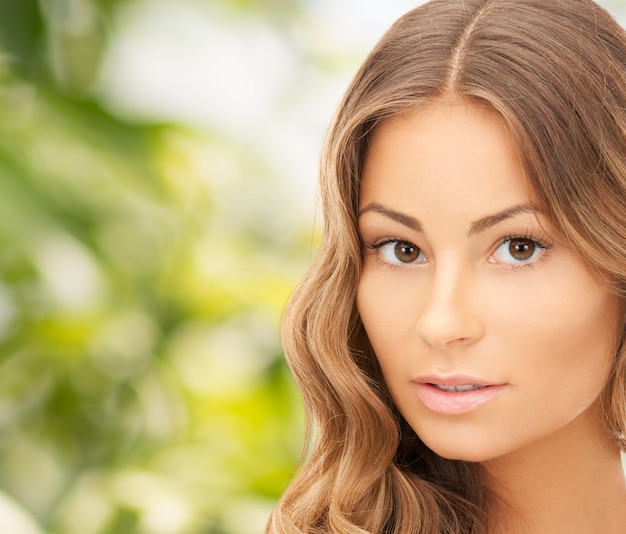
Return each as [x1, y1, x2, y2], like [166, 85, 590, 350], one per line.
[356, 270, 423, 408]
[356, 270, 414, 351]
[516, 270, 618, 352]
[488, 266, 621, 406]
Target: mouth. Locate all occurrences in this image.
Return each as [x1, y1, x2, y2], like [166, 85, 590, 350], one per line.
[414, 379, 505, 415]
[429, 383, 488, 393]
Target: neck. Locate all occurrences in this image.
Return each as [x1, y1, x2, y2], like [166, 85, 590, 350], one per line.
[482, 404, 626, 534]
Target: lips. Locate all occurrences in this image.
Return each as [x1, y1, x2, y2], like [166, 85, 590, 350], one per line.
[414, 376, 505, 415]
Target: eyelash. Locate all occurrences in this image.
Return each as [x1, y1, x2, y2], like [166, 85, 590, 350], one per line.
[363, 238, 403, 251]
[493, 232, 554, 270]
[363, 238, 404, 253]
[362, 232, 554, 270]
[362, 237, 426, 270]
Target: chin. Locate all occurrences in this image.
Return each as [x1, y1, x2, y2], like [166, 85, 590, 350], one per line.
[422, 438, 502, 463]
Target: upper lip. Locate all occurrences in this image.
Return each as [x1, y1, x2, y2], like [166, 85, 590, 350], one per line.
[415, 374, 502, 387]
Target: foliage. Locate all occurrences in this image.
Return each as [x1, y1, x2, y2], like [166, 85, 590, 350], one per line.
[0, 0, 310, 532]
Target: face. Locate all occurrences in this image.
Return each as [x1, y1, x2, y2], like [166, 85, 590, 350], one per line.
[356, 101, 622, 463]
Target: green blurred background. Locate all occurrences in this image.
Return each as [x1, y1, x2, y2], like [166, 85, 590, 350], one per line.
[0, 0, 623, 533]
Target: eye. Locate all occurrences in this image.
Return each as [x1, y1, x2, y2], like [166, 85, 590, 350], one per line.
[493, 237, 547, 265]
[377, 240, 427, 265]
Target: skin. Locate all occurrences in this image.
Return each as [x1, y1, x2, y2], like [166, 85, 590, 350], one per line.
[356, 101, 626, 532]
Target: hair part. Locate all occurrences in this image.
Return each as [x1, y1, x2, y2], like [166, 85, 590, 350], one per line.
[269, 1, 626, 532]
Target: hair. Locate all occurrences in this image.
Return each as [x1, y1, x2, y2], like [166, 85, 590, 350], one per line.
[268, 0, 626, 532]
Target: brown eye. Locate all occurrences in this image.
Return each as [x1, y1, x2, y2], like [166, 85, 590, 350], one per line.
[373, 240, 427, 265]
[509, 239, 536, 261]
[493, 236, 546, 266]
[394, 242, 422, 263]
[368, 239, 428, 265]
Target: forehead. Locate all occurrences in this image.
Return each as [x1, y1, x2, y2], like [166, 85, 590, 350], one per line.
[360, 101, 535, 218]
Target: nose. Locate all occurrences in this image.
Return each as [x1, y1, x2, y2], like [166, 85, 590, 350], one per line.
[416, 262, 484, 350]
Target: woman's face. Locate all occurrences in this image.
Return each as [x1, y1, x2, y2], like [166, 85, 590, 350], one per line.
[356, 101, 622, 463]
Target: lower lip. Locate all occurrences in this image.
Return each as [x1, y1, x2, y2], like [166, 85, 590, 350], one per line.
[414, 383, 505, 415]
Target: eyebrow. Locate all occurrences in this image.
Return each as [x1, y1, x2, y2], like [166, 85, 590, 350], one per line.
[358, 202, 542, 236]
[358, 202, 423, 232]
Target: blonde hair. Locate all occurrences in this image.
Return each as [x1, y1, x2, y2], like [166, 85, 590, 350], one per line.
[269, 0, 626, 532]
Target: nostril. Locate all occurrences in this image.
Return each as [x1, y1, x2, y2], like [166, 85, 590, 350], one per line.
[416, 295, 484, 349]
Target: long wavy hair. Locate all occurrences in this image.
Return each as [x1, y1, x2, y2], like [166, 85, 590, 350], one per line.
[268, 0, 626, 532]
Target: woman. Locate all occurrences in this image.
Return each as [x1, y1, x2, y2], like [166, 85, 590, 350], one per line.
[269, 0, 626, 532]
